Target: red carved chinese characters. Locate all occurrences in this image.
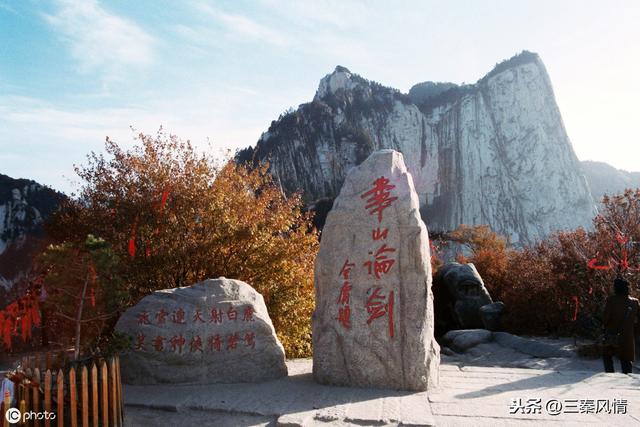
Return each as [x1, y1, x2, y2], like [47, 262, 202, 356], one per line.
[137, 310, 150, 325]
[172, 308, 186, 324]
[170, 334, 186, 353]
[210, 308, 223, 324]
[227, 332, 239, 350]
[336, 259, 355, 329]
[134, 332, 145, 350]
[208, 334, 222, 352]
[189, 335, 203, 353]
[365, 287, 395, 338]
[156, 309, 169, 325]
[132, 304, 260, 355]
[364, 244, 396, 279]
[244, 332, 256, 348]
[193, 309, 205, 323]
[242, 306, 254, 322]
[372, 227, 389, 240]
[152, 335, 165, 351]
[361, 176, 398, 223]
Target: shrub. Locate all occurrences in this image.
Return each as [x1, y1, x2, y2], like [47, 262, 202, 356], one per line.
[47, 129, 319, 357]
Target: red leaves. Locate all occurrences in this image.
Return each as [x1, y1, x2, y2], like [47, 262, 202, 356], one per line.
[0, 294, 41, 351]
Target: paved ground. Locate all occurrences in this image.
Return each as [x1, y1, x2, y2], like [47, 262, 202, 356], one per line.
[124, 358, 640, 426]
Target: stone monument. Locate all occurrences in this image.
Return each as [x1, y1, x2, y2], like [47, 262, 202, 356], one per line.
[312, 149, 440, 391]
[115, 277, 287, 385]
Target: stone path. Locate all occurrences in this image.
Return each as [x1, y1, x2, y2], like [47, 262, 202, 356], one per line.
[124, 359, 640, 426]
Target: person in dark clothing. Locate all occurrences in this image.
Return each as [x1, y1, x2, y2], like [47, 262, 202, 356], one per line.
[602, 278, 640, 373]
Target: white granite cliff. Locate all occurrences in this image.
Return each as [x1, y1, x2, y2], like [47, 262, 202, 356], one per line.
[239, 52, 596, 245]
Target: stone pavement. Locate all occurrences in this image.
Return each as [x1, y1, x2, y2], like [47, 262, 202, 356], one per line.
[124, 359, 640, 426]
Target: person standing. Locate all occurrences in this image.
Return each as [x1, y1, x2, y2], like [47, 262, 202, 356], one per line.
[602, 278, 639, 374]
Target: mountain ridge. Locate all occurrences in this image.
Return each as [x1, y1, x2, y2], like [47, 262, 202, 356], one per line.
[237, 51, 596, 246]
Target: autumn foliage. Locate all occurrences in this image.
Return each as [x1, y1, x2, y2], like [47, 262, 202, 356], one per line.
[47, 130, 318, 357]
[448, 190, 640, 336]
[38, 235, 126, 358]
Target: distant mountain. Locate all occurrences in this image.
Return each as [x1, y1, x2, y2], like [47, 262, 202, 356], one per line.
[581, 161, 640, 203]
[238, 51, 596, 245]
[0, 173, 64, 302]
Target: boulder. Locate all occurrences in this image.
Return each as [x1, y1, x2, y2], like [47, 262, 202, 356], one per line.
[442, 329, 493, 352]
[479, 302, 505, 331]
[115, 277, 288, 385]
[433, 262, 493, 333]
[312, 149, 440, 391]
[493, 332, 573, 358]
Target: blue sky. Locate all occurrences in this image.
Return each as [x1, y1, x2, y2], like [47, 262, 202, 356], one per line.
[1, 0, 639, 194]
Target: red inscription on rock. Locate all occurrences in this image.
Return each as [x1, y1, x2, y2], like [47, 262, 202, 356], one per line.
[242, 306, 254, 322]
[227, 306, 238, 322]
[364, 244, 396, 279]
[172, 308, 186, 324]
[156, 309, 169, 325]
[208, 334, 222, 352]
[365, 287, 395, 338]
[244, 331, 256, 348]
[210, 308, 223, 324]
[189, 335, 203, 353]
[135, 332, 145, 350]
[372, 227, 389, 240]
[137, 310, 150, 325]
[361, 176, 397, 223]
[152, 335, 165, 351]
[227, 332, 239, 350]
[336, 258, 355, 329]
[170, 334, 186, 353]
[193, 309, 205, 323]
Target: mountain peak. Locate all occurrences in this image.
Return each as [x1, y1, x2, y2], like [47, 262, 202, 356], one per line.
[315, 65, 360, 100]
[477, 50, 541, 84]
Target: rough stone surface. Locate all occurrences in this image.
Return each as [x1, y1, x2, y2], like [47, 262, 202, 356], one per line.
[442, 329, 493, 353]
[124, 358, 640, 426]
[493, 332, 573, 358]
[433, 262, 493, 334]
[479, 302, 505, 331]
[312, 149, 440, 391]
[115, 277, 287, 385]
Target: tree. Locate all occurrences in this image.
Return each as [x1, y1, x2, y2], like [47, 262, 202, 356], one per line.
[446, 224, 513, 298]
[38, 235, 125, 359]
[47, 129, 319, 357]
[590, 189, 640, 281]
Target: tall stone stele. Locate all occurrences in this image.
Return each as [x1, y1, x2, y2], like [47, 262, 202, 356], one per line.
[313, 149, 440, 391]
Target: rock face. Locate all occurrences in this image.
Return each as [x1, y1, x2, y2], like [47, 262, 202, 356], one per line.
[581, 160, 640, 203]
[479, 301, 505, 331]
[238, 51, 596, 246]
[433, 262, 494, 335]
[0, 174, 64, 299]
[115, 278, 287, 385]
[312, 149, 440, 391]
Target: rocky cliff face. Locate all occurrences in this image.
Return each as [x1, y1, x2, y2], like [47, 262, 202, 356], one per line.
[581, 161, 640, 203]
[0, 174, 63, 297]
[238, 52, 596, 245]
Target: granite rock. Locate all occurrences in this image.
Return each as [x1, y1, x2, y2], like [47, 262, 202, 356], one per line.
[115, 277, 287, 385]
[312, 149, 440, 391]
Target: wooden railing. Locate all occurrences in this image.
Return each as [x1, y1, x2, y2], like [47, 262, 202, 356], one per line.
[2, 354, 124, 427]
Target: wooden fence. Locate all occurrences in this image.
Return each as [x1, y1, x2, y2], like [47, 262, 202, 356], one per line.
[2, 354, 123, 427]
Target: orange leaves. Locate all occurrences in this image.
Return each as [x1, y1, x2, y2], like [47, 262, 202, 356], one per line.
[47, 130, 319, 357]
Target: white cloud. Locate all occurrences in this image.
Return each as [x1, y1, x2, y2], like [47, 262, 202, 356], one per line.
[44, 0, 155, 80]
[193, 3, 290, 47]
